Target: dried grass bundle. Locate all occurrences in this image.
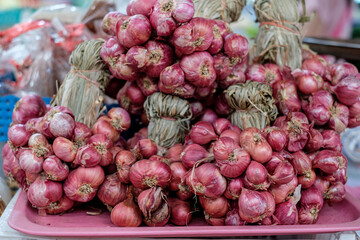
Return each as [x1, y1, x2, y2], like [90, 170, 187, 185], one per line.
[193, 0, 246, 23]
[51, 39, 110, 127]
[252, 0, 305, 70]
[225, 81, 278, 130]
[144, 92, 192, 149]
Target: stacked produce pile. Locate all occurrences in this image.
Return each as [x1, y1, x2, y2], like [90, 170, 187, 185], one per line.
[101, 0, 248, 118]
[3, 0, 360, 229]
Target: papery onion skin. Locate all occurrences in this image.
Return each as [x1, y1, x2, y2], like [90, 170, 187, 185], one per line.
[27, 176, 63, 208]
[180, 51, 216, 88]
[168, 197, 192, 226]
[325, 182, 346, 203]
[45, 196, 74, 215]
[272, 79, 301, 115]
[73, 122, 92, 146]
[348, 101, 360, 128]
[332, 75, 360, 106]
[150, 0, 178, 37]
[165, 143, 183, 163]
[260, 191, 276, 218]
[126, 0, 157, 16]
[102, 12, 126, 35]
[302, 58, 327, 78]
[129, 159, 171, 189]
[239, 127, 272, 163]
[225, 208, 245, 226]
[43, 156, 69, 181]
[181, 144, 212, 169]
[74, 144, 102, 168]
[19, 149, 44, 174]
[172, 0, 195, 23]
[217, 147, 251, 178]
[190, 121, 218, 145]
[220, 129, 240, 145]
[269, 176, 298, 204]
[328, 102, 349, 133]
[224, 178, 243, 200]
[185, 163, 226, 198]
[208, 20, 223, 55]
[97, 173, 127, 207]
[159, 63, 185, 94]
[92, 116, 119, 143]
[126, 46, 149, 71]
[145, 40, 174, 78]
[291, 151, 312, 175]
[298, 169, 316, 189]
[100, 37, 126, 65]
[304, 126, 323, 152]
[274, 198, 299, 225]
[224, 33, 249, 61]
[64, 166, 105, 202]
[262, 126, 287, 152]
[330, 62, 359, 85]
[12, 94, 47, 124]
[53, 137, 77, 163]
[269, 161, 295, 185]
[115, 150, 137, 184]
[111, 196, 142, 227]
[8, 124, 31, 147]
[238, 188, 267, 223]
[169, 162, 187, 191]
[137, 187, 170, 227]
[49, 112, 75, 140]
[204, 212, 225, 226]
[274, 112, 309, 152]
[321, 130, 342, 152]
[312, 150, 346, 174]
[199, 109, 218, 124]
[116, 14, 151, 48]
[246, 161, 268, 185]
[133, 138, 158, 159]
[265, 152, 285, 175]
[200, 196, 229, 218]
[302, 90, 333, 126]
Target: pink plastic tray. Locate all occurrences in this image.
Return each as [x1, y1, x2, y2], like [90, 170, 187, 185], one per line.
[8, 190, 360, 238]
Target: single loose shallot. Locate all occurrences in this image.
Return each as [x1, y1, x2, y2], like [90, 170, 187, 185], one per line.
[115, 150, 137, 184]
[190, 121, 218, 145]
[27, 176, 63, 208]
[116, 14, 151, 48]
[12, 94, 47, 124]
[111, 193, 142, 227]
[8, 124, 31, 147]
[138, 187, 170, 227]
[64, 166, 105, 202]
[180, 51, 216, 87]
[239, 127, 272, 163]
[238, 188, 267, 223]
[186, 163, 226, 198]
[200, 196, 229, 218]
[168, 197, 192, 226]
[43, 156, 69, 181]
[224, 178, 243, 200]
[97, 173, 127, 207]
[129, 159, 171, 189]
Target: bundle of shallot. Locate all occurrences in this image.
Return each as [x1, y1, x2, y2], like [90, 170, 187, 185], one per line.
[52, 39, 110, 128]
[225, 81, 278, 130]
[193, 0, 246, 23]
[252, 0, 306, 70]
[144, 92, 192, 148]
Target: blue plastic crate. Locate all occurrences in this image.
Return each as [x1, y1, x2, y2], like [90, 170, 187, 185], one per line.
[0, 95, 51, 142]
